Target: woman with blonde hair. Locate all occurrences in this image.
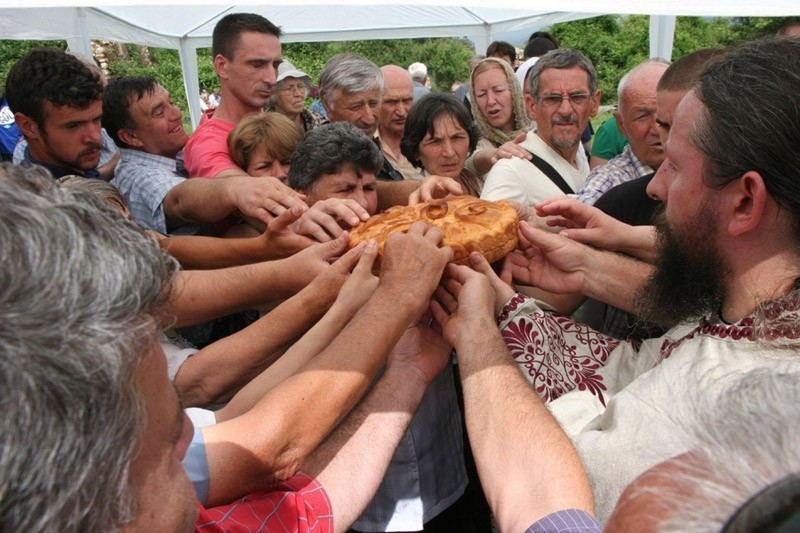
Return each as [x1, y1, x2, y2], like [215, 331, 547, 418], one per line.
[228, 113, 303, 182]
[467, 57, 532, 176]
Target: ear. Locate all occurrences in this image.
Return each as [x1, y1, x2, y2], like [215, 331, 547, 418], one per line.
[614, 110, 629, 139]
[214, 54, 228, 79]
[525, 93, 537, 122]
[116, 128, 144, 149]
[14, 112, 40, 140]
[727, 171, 768, 237]
[590, 89, 601, 117]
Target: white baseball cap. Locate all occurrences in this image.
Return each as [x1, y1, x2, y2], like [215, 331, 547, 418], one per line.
[277, 60, 310, 83]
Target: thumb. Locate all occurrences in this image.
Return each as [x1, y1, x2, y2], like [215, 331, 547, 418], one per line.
[468, 252, 507, 293]
[519, 221, 564, 253]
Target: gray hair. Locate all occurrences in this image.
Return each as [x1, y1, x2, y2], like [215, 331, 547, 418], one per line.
[287, 121, 383, 191]
[643, 368, 800, 532]
[0, 163, 179, 530]
[528, 48, 598, 99]
[408, 61, 428, 83]
[616, 59, 670, 116]
[689, 37, 800, 241]
[318, 53, 383, 111]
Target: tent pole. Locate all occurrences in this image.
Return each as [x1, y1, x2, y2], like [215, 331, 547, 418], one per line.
[179, 42, 202, 130]
[649, 15, 676, 61]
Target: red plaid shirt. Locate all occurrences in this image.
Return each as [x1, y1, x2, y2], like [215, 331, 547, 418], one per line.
[196, 472, 333, 532]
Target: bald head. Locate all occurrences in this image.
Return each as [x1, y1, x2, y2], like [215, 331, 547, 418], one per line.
[379, 65, 414, 138]
[614, 60, 669, 169]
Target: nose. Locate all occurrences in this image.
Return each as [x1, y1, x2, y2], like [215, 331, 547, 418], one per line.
[647, 164, 669, 202]
[441, 139, 455, 157]
[353, 187, 370, 211]
[86, 122, 102, 145]
[361, 107, 376, 127]
[557, 95, 573, 113]
[264, 65, 277, 86]
[271, 161, 288, 181]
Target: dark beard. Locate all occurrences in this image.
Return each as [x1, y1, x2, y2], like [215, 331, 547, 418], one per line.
[635, 208, 728, 327]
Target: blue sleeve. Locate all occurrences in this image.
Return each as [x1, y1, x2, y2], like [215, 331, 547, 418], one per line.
[182, 425, 210, 505]
[525, 509, 602, 533]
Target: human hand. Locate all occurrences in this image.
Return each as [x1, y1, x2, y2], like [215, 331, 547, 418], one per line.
[259, 204, 317, 258]
[300, 235, 368, 308]
[291, 198, 371, 242]
[386, 320, 452, 387]
[231, 175, 306, 224]
[408, 175, 463, 205]
[379, 222, 453, 315]
[489, 133, 532, 165]
[535, 196, 631, 251]
[431, 262, 498, 348]
[332, 240, 379, 315]
[501, 221, 590, 294]
[284, 232, 350, 292]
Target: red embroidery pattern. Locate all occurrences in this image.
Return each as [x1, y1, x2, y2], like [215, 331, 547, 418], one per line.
[502, 311, 619, 406]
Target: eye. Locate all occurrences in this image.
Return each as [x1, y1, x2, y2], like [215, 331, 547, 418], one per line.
[542, 95, 562, 106]
[569, 93, 589, 105]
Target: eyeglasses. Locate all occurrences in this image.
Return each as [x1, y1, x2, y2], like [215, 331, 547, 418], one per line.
[281, 84, 308, 94]
[535, 93, 591, 107]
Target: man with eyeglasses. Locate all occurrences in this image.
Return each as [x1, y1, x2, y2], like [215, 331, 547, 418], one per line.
[481, 48, 600, 212]
[269, 60, 326, 133]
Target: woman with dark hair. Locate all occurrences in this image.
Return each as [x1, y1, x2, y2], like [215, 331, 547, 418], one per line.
[400, 93, 484, 197]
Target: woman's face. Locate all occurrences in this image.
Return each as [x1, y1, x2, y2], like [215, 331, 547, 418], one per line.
[273, 77, 307, 116]
[417, 113, 470, 179]
[473, 66, 514, 132]
[246, 146, 291, 182]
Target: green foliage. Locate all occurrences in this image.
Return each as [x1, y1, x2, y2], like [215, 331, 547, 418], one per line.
[0, 40, 66, 92]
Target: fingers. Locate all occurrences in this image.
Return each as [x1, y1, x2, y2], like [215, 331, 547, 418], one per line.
[352, 239, 378, 275]
[412, 176, 463, 204]
[268, 204, 307, 233]
[328, 235, 364, 272]
[319, 198, 371, 227]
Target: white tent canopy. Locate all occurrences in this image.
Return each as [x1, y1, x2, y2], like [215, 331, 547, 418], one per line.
[3, 1, 798, 125]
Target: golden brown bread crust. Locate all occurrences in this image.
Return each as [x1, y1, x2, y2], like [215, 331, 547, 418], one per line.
[348, 195, 519, 265]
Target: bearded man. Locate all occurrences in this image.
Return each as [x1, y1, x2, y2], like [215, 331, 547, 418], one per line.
[474, 36, 800, 522]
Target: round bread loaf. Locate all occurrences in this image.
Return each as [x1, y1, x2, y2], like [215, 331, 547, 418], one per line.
[348, 195, 518, 266]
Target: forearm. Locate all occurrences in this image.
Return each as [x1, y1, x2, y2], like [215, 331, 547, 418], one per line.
[471, 148, 495, 175]
[581, 249, 652, 313]
[160, 235, 277, 270]
[216, 297, 362, 421]
[456, 320, 594, 532]
[517, 285, 585, 315]
[201, 283, 421, 505]
[164, 177, 238, 225]
[303, 364, 430, 533]
[614, 225, 656, 263]
[376, 179, 418, 211]
[163, 262, 303, 328]
[174, 284, 329, 407]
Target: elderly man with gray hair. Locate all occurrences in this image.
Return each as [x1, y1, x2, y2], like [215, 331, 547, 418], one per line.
[318, 53, 465, 211]
[481, 48, 601, 209]
[0, 162, 458, 531]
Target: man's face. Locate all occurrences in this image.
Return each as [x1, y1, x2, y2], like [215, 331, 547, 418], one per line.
[655, 89, 687, 146]
[19, 99, 103, 172]
[216, 31, 282, 113]
[303, 164, 378, 215]
[529, 66, 600, 157]
[327, 88, 381, 136]
[123, 337, 197, 532]
[379, 70, 414, 138]
[124, 84, 188, 159]
[616, 67, 666, 169]
[639, 93, 728, 325]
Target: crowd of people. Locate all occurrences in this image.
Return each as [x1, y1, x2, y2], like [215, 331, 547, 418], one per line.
[1, 11, 800, 532]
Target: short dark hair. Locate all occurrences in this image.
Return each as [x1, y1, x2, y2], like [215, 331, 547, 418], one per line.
[524, 36, 559, 59]
[212, 13, 282, 60]
[103, 76, 160, 149]
[287, 121, 383, 191]
[526, 31, 559, 48]
[657, 48, 726, 93]
[6, 48, 103, 129]
[400, 93, 479, 170]
[691, 37, 800, 239]
[486, 41, 517, 62]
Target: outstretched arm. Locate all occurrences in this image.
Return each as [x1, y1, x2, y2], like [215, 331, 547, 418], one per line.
[303, 321, 452, 532]
[200, 223, 453, 506]
[432, 261, 594, 532]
